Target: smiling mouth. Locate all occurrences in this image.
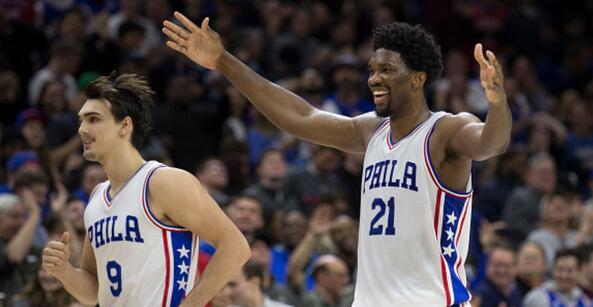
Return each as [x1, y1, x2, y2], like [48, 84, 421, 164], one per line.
[372, 89, 390, 104]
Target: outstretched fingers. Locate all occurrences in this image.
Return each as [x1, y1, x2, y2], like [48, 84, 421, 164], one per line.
[173, 11, 201, 33]
[163, 20, 190, 40]
[165, 40, 187, 54]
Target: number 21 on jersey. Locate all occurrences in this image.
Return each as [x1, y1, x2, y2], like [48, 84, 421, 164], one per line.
[369, 197, 396, 236]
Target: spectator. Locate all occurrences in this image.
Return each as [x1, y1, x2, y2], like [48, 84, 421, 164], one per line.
[516, 241, 548, 294]
[523, 248, 588, 307]
[195, 157, 230, 207]
[226, 195, 265, 242]
[28, 41, 82, 104]
[11, 265, 80, 307]
[301, 254, 353, 307]
[0, 192, 41, 303]
[72, 162, 105, 204]
[244, 148, 298, 217]
[472, 244, 525, 307]
[227, 260, 294, 307]
[285, 145, 344, 215]
[578, 244, 593, 300]
[502, 152, 557, 244]
[527, 190, 580, 269]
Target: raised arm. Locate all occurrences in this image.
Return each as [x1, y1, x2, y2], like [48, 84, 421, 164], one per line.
[150, 167, 251, 307]
[162, 12, 381, 154]
[448, 44, 512, 161]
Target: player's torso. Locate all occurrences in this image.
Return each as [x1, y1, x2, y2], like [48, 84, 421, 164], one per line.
[354, 112, 473, 306]
[84, 161, 199, 307]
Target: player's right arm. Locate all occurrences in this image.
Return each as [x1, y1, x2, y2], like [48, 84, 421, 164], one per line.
[162, 12, 381, 154]
[42, 232, 99, 305]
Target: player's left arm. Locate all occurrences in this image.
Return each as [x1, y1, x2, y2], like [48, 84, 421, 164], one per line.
[150, 168, 250, 307]
[448, 44, 512, 161]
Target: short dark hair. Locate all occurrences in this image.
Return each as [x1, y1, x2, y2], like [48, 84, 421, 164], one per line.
[372, 22, 443, 84]
[84, 73, 155, 150]
[14, 170, 48, 190]
[555, 248, 581, 266]
[242, 260, 265, 282]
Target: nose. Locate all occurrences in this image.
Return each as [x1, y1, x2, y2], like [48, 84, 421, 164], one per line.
[78, 120, 87, 135]
[368, 71, 382, 87]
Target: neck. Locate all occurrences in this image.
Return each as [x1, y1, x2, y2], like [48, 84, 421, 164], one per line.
[260, 177, 282, 190]
[546, 221, 568, 237]
[520, 273, 545, 288]
[100, 147, 145, 193]
[389, 100, 430, 140]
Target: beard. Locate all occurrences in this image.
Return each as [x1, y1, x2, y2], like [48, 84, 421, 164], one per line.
[375, 103, 393, 118]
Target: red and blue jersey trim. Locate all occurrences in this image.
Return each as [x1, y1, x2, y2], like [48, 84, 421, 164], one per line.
[425, 116, 473, 306]
[386, 112, 435, 150]
[103, 162, 150, 207]
[161, 230, 196, 307]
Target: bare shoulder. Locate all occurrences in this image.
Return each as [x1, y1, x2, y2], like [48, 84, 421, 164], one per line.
[149, 167, 202, 199]
[434, 112, 481, 138]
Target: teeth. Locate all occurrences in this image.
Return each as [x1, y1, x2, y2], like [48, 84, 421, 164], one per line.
[373, 90, 388, 96]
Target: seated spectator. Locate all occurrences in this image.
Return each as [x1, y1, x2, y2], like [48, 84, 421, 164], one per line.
[503, 153, 557, 245]
[301, 254, 353, 307]
[516, 241, 548, 294]
[226, 195, 265, 242]
[73, 162, 105, 204]
[250, 231, 301, 306]
[10, 265, 81, 307]
[243, 148, 299, 218]
[528, 190, 581, 270]
[523, 248, 588, 307]
[271, 211, 308, 286]
[0, 193, 42, 303]
[195, 157, 230, 207]
[227, 260, 294, 307]
[472, 243, 525, 307]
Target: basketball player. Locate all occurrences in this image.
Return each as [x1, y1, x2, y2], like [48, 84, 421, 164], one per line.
[41, 73, 250, 306]
[163, 12, 511, 306]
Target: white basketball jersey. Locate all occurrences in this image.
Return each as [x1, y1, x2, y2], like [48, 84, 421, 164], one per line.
[84, 161, 199, 307]
[353, 112, 473, 307]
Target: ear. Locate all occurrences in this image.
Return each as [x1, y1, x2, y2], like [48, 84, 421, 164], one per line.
[412, 72, 427, 89]
[119, 116, 133, 138]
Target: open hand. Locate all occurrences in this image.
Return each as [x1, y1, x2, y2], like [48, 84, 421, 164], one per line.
[162, 12, 224, 70]
[474, 43, 506, 105]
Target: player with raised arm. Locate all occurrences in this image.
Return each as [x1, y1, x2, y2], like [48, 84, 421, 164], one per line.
[163, 12, 511, 306]
[41, 73, 250, 307]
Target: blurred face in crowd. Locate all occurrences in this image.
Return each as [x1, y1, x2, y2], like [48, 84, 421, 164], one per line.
[197, 159, 228, 191]
[78, 99, 129, 162]
[30, 182, 49, 205]
[60, 10, 86, 42]
[282, 211, 307, 249]
[226, 197, 263, 234]
[315, 256, 350, 298]
[40, 80, 68, 114]
[542, 194, 571, 224]
[0, 69, 19, 103]
[330, 215, 358, 254]
[227, 270, 259, 306]
[487, 248, 517, 290]
[526, 157, 556, 194]
[581, 251, 593, 286]
[368, 49, 418, 118]
[250, 239, 271, 267]
[21, 119, 46, 149]
[257, 150, 286, 185]
[82, 164, 107, 194]
[312, 147, 341, 174]
[517, 242, 547, 279]
[66, 198, 86, 231]
[0, 201, 25, 239]
[554, 255, 579, 293]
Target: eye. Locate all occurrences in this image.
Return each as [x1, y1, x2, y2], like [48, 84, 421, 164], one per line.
[382, 67, 395, 73]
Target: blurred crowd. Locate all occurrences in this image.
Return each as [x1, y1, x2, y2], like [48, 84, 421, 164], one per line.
[1, 0, 593, 306]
